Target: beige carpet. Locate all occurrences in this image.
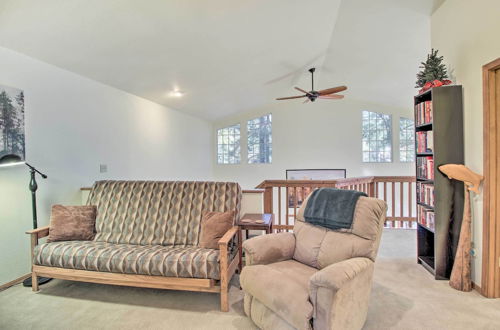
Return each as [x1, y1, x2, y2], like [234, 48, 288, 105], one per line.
[1, 229, 499, 330]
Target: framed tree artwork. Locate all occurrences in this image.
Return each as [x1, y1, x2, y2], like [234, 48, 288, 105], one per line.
[0, 84, 25, 161]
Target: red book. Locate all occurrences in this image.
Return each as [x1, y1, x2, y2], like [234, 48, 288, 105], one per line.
[428, 157, 434, 179]
[417, 132, 421, 152]
[424, 102, 430, 123]
[428, 102, 433, 122]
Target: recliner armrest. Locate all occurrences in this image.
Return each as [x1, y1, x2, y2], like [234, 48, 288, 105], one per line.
[309, 257, 373, 291]
[243, 232, 295, 266]
[308, 257, 375, 330]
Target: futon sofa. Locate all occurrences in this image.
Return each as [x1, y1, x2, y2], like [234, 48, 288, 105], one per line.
[240, 194, 387, 329]
[26, 181, 242, 312]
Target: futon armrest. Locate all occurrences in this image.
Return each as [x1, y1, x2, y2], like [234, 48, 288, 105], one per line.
[25, 226, 50, 239]
[218, 226, 239, 249]
[243, 233, 295, 266]
[26, 226, 50, 261]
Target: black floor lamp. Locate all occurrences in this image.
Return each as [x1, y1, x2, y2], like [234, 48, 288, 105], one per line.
[0, 154, 52, 287]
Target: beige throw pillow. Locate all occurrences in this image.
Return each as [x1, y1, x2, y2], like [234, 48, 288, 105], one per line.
[198, 210, 235, 249]
[47, 205, 97, 242]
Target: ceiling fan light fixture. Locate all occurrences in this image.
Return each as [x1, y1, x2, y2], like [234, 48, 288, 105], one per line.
[276, 68, 347, 102]
[168, 89, 184, 97]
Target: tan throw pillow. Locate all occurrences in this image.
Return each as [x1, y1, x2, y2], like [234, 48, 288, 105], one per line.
[198, 210, 235, 249]
[47, 205, 97, 242]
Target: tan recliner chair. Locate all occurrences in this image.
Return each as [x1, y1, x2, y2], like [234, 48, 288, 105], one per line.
[240, 195, 387, 330]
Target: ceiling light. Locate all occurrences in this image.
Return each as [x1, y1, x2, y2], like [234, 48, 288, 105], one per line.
[169, 89, 184, 97]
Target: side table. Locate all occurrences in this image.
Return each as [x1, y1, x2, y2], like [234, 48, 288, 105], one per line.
[236, 213, 274, 271]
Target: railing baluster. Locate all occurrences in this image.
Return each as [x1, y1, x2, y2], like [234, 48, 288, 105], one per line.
[278, 187, 282, 233]
[400, 181, 404, 228]
[408, 182, 413, 228]
[391, 182, 396, 228]
[286, 186, 289, 231]
[293, 187, 297, 227]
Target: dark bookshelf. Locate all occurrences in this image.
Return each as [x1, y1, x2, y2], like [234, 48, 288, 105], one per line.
[414, 85, 464, 280]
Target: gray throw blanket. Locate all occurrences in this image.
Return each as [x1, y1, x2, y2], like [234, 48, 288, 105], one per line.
[304, 188, 367, 230]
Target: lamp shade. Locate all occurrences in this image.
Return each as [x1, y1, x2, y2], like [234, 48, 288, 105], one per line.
[0, 154, 24, 167]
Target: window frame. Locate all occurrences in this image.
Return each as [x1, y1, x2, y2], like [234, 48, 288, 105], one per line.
[361, 110, 393, 163]
[216, 123, 241, 165]
[247, 113, 272, 164]
[399, 117, 415, 162]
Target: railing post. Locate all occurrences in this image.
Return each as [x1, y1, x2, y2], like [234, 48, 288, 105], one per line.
[368, 182, 375, 197]
[263, 187, 273, 214]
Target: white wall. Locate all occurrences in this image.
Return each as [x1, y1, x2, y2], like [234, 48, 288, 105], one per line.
[212, 0, 431, 188]
[0, 47, 213, 285]
[241, 192, 264, 215]
[431, 0, 500, 286]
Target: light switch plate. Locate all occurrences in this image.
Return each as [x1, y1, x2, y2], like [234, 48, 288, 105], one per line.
[99, 164, 108, 173]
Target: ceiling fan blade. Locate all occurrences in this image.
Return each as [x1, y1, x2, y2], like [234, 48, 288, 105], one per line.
[294, 87, 309, 94]
[276, 95, 307, 100]
[303, 98, 310, 104]
[319, 94, 345, 99]
[318, 86, 348, 96]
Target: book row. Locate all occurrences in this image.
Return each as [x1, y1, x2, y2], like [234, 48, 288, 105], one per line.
[415, 101, 433, 126]
[418, 205, 435, 231]
[416, 131, 433, 153]
[417, 156, 434, 180]
[417, 182, 434, 207]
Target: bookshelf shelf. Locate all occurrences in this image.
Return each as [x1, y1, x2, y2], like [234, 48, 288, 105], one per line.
[416, 178, 433, 183]
[418, 223, 435, 234]
[417, 201, 434, 210]
[418, 256, 436, 275]
[414, 85, 464, 280]
[415, 122, 433, 131]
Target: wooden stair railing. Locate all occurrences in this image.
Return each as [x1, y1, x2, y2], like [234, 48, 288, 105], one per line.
[371, 176, 417, 228]
[256, 176, 416, 232]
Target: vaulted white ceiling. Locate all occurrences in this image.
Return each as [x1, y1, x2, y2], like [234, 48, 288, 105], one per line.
[0, 0, 441, 120]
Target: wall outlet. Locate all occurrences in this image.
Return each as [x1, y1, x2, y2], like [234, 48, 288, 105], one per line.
[99, 164, 108, 173]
